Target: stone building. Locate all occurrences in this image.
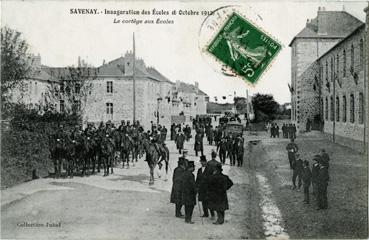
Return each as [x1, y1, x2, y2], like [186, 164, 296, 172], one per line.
[289, 7, 368, 152]
[15, 52, 208, 130]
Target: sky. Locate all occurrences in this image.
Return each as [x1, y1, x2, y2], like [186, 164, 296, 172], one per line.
[1, 0, 367, 104]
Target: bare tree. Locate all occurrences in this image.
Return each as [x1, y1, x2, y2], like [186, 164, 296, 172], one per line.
[44, 67, 96, 121]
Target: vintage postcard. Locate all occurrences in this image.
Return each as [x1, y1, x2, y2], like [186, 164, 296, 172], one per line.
[1, 1, 368, 239]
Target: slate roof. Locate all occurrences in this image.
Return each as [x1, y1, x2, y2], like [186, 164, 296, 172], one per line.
[289, 11, 364, 46]
[41, 56, 173, 84]
[28, 68, 58, 83]
[175, 82, 207, 96]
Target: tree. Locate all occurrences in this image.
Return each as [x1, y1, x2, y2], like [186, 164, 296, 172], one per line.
[43, 67, 96, 122]
[1, 27, 33, 117]
[251, 93, 279, 121]
[234, 97, 248, 114]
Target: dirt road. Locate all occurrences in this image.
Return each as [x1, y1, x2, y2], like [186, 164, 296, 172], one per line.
[1, 130, 367, 239]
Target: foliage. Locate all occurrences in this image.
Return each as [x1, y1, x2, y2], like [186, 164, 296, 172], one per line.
[44, 67, 96, 118]
[1, 26, 32, 117]
[251, 93, 280, 122]
[234, 97, 248, 114]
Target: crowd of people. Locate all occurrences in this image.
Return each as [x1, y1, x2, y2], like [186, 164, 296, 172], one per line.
[267, 121, 297, 139]
[49, 120, 170, 178]
[170, 150, 233, 224]
[171, 118, 245, 167]
[286, 139, 330, 210]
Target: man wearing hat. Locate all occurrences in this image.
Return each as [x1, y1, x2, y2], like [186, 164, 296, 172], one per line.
[196, 155, 215, 219]
[291, 153, 303, 191]
[181, 161, 197, 224]
[317, 158, 329, 210]
[320, 149, 330, 169]
[170, 157, 186, 218]
[311, 155, 320, 197]
[176, 130, 185, 154]
[207, 164, 233, 225]
[286, 138, 298, 169]
[207, 150, 222, 174]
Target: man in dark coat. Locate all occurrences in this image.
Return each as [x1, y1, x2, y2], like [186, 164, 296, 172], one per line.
[176, 130, 185, 154]
[196, 155, 214, 218]
[170, 157, 186, 218]
[194, 132, 204, 156]
[286, 138, 298, 169]
[217, 138, 228, 165]
[181, 161, 197, 224]
[311, 156, 320, 197]
[207, 150, 222, 174]
[302, 160, 312, 204]
[320, 149, 330, 169]
[317, 159, 329, 210]
[234, 137, 244, 167]
[292, 153, 303, 191]
[207, 164, 233, 225]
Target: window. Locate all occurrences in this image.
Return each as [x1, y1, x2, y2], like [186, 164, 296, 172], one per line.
[342, 95, 347, 122]
[336, 96, 340, 122]
[34, 82, 38, 95]
[330, 96, 334, 121]
[360, 39, 364, 69]
[336, 53, 339, 76]
[325, 61, 328, 80]
[359, 93, 364, 124]
[75, 83, 81, 94]
[107, 81, 113, 93]
[325, 97, 328, 120]
[60, 81, 64, 93]
[350, 94, 355, 123]
[106, 102, 113, 114]
[60, 100, 65, 112]
[350, 44, 354, 71]
[331, 57, 334, 81]
[343, 49, 346, 77]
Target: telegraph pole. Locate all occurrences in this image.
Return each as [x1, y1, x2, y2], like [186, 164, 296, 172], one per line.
[133, 33, 136, 122]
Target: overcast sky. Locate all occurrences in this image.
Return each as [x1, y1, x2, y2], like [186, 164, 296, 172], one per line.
[2, 1, 367, 104]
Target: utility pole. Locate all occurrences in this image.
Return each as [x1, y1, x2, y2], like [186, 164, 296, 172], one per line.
[133, 33, 136, 123]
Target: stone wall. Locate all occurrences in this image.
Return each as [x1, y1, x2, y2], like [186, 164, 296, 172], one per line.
[297, 61, 321, 131]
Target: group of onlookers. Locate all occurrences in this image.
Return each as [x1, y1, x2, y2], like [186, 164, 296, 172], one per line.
[170, 151, 233, 224]
[286, 139, 330, 210]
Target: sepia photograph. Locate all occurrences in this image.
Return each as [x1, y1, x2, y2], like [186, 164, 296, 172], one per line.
[1, 1, 368, 239]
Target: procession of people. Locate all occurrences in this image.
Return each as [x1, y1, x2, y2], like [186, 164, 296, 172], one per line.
[49, 113, 331, 228]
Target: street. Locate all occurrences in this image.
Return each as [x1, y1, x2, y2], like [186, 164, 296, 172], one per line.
[1, 129, 367, 239]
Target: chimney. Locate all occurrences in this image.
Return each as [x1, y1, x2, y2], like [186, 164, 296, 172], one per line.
[103, 59, 106, 65]
[78, 56, 81, 67]
[317, 7, 328, 35]
[31, 54, 41, 69]
[194, 81, 199, 94]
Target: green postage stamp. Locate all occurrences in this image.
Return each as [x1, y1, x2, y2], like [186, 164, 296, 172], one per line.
[207, 12, 282, 84]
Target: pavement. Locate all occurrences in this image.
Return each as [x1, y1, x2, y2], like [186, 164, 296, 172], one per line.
[1, 128, 367, 239]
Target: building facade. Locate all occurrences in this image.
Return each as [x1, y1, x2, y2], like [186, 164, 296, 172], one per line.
[14, 52, 208, 130]
[289, 7, 368, 152]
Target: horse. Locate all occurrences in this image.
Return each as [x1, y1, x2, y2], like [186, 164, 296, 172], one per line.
[142, 138, 161, 185]
[49, 135, 65, 179]
[120, 133, 133, 168]
[80, 136, 96, 176]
